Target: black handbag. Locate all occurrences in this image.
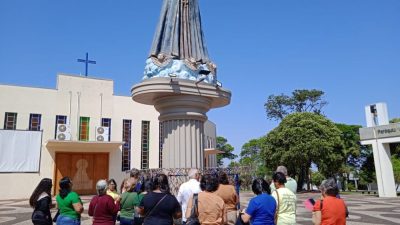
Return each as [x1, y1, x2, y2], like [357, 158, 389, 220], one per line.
[185, 193, 200, 225]
[32, 210, 49, 224]
[235, 213, 249, 225]
[133, 215, 144, 225]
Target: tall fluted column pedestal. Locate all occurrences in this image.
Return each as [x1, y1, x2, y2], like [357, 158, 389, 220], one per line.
[156, 95, 209, 168]
[131, 78, 231, 169]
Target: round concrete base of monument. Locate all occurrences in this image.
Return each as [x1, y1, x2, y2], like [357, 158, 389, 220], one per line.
[131, 77, 231, 110]
[131, 77, 231, 168]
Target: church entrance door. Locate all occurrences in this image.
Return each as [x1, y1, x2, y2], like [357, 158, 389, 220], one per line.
[54, 152, 109, 195]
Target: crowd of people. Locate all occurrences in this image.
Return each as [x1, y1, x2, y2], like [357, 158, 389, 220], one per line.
[29, 166, 348, 225]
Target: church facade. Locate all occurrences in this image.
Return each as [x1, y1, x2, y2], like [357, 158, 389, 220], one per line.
[0, 73, 217, 199]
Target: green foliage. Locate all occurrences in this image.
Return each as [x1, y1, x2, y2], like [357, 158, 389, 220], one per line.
[228, 161, 240, 168]
[389, 118, 400, 157]
[389, 118, 400, 123]
[239, 138, 265, 166]
[333, 123, 377, 188]
[264, 89, 328, 121]
[264, 94, 292, 120]
[261, 89, 382, 190]
[261, 112, 344, 188]
[235, 138, 272, 176]
[239, 173, 253, 191]
[335, 123, 362, 166]
[389, 140, 400, 158]
[347, 183, 355, 191]
[311, 171, 325, 187]
[256, 165, 269, 178]
[240, 138, 263, 159]
[216, 136, 237, 167]
[391, 155, 400, 185]
[358, 147, 376, 186]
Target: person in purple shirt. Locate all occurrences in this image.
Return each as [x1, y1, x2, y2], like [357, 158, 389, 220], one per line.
[241, 178, 277, 225]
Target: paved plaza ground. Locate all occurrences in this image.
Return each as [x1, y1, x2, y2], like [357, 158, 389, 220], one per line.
[1, 192, 399, 225]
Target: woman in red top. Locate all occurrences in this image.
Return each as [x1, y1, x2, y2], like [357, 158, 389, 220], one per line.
[312, 178, 347, 225]
[89, 180, 121, 225]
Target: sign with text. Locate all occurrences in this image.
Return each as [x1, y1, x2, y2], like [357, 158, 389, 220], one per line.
[360, 123, 400, 140]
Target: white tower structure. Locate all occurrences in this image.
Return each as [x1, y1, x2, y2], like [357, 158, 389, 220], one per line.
[359, 102, 398, 197]
[365, 103, 389, 127]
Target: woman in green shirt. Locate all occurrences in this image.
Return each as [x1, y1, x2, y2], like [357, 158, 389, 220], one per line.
[55, 177, 84, 225]
[120, 180, 144, 225]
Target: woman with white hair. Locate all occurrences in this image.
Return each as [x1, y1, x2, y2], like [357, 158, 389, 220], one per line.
[89, 179, 121, 225]
[312, 178, 347, 225]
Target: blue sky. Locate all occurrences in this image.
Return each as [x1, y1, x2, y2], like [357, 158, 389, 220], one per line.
[1, 0, 400, 160]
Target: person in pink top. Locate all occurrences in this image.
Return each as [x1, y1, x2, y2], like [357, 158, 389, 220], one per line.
[89, 180, 121, 225]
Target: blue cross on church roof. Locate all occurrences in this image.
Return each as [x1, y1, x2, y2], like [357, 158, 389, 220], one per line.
[77, 52, 96, 77]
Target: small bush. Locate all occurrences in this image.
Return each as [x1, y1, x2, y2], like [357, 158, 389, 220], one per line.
[347, 183, 355, 191]
[311, 171, 325, 187]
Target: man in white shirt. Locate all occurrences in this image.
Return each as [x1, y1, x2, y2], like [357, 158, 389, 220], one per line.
[177, 168, 201, 224]
[270, 165, 298, 194]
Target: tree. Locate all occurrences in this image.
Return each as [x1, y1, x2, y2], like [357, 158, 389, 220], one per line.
[358, 148, 376, 188]
[240, 138, 263, 164]
[228, 161, 240, 168]
[311, 171, 325, 187]
[390, 118, 400, 123]
[335, 124, 362, 166]
[216, 136, 237, 167]
[389, 118, 400, 156]
[388, 116, 400, 185]
[264, 89, 328, 121]
[391, 155, 400, 190]
[239, 137, 272, 176]
[261, 112, 344, 190]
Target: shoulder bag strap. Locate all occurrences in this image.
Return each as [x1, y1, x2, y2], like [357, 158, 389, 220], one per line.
[145, 194, 168, 218]
[274, 190, 280, 224]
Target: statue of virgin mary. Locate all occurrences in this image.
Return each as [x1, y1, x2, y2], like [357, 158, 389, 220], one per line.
[143, 0, 217, 83]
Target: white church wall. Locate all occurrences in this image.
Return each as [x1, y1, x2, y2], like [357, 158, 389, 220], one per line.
[113, 95, 160, 169]
[0, 85, 57, 199]
[0, 74, 160, 199]
[0, 73, 217, 199]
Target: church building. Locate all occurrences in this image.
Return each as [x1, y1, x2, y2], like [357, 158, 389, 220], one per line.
[0, 73, 218, 199]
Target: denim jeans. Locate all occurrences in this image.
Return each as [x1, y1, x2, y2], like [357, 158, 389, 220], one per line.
[120, 217, 133, 225]
[56, 215, 80, 225]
